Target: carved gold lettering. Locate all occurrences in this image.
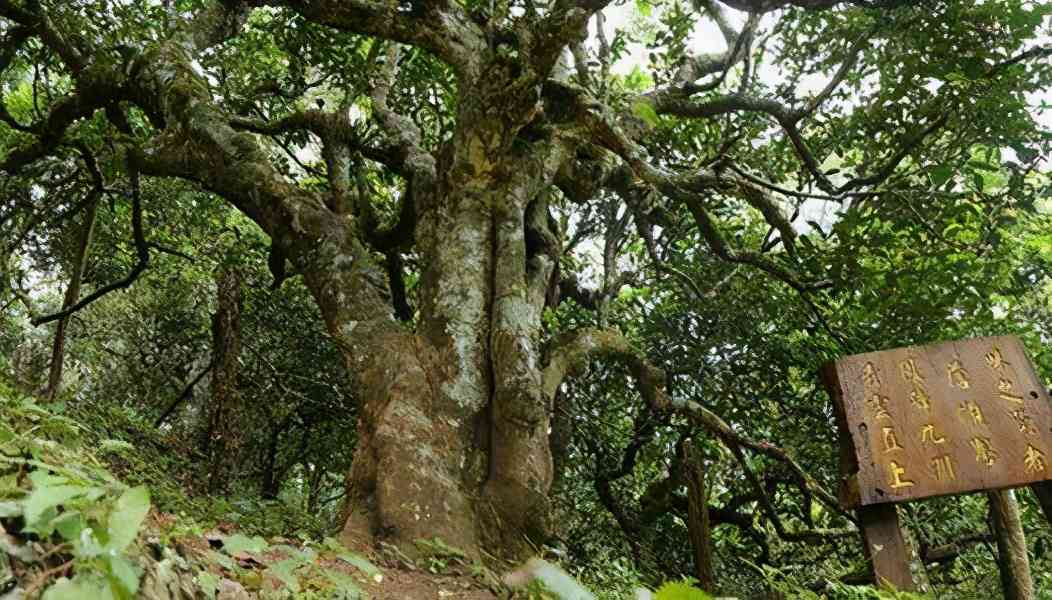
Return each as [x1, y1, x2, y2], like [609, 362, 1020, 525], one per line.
[969, 437, 998, 467]
[958, 401, 985, 425]
[947, 359, 970, 389]
[899, 358, 924, 383]
[1024, 444, 1047, 474]
[984, 347, 1009, 372]
[931, 455, 956, 482]
[909, 385, 931, 412]
[867, 393, 891, 420]
[882, 427, 903, 453]
[888, 461, 914, 489]
[920, 424, 947, 446]
[1007, 408, 1037, 436]
[862, 362, 881, 389]
[997, 378, 1025, 405]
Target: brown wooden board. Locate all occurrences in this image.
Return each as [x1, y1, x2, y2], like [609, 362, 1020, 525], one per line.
[825, 335, 1052, 508]
[857, 504, 916, 591]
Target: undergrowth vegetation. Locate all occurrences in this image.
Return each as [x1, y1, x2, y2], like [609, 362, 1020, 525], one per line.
[63, 400, 330, 542]
[0, 380, 936, 599]
[0, 384, 381, 599]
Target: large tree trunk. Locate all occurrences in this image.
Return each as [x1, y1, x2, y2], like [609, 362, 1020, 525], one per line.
[122, 36, 568, 560]
[301, 59, 564, 556]
[332, 147, 562, 557]
[205, 266, 244, 494]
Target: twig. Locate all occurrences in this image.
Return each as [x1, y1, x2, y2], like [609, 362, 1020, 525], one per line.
[31, 163, 151, 326]
[23, 558, 74, 598]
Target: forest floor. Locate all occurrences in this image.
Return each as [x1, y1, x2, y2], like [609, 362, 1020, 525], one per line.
[0, 388, 517, 599]
[358, 567, 498, 600]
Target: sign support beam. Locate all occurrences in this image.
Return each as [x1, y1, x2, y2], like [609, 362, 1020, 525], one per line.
[857, 503, 916, 592]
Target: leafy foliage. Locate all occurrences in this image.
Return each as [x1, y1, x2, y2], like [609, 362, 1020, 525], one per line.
[1, 0, 1051, 597]
[0, 383, 389, 598]
[0, 385, 151, 598]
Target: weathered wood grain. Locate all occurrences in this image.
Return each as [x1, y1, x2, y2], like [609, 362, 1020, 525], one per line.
[858, 503, 916, 591]
[825, 336, 1052, 507]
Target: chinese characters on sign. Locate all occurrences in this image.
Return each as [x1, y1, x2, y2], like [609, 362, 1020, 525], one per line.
[825, 336, 1052, 507]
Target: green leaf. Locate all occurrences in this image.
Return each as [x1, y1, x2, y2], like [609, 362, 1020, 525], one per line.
[930, 165, 953, 187]
[265, 558, 302, 592]
[0, 500, 22, 517]
[78, 527, 106, 558]
[206, 549, 238, 571]
[221, 533, 269, 555]
[23, 485, 87, 530]
[99, 439, 135, 454]
[273, 544, 312, 562]
[106, 486, 150, 551]
[323, 569, 365, 599]
[337, 552, 381, 579]
[654, 581, 713, 600]
[53, 510, 86, 541]
[810, 501, 824, 524]
[197, 571, 220, 600]
[106, 555, 143, 598]
[0, 423, 14, 445]
[631, 100, 660, 128]
[42, 576, 115, 600]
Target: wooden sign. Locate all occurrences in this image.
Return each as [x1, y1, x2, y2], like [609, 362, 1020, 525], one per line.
[824, 335, 1052, 508]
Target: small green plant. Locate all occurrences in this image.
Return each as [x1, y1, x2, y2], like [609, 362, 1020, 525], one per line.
[652, 581, 712, 600]
[414, 536, 470, 574]
[0, 389, 152, 599]
[201, 532, 379, 598]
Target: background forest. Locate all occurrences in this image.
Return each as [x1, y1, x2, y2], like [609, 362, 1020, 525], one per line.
[1, 0, 1052, 598]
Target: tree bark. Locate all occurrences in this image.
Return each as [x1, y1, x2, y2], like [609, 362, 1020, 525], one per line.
[205, 266, 243, 494]
[3, 13, 583, 560]
[1030, 482, 1052, 527]
[260, 426, 282, 499]
[549, 389, 574, 492]
[684, 449, 716, 593]
[987, 489, 1034, 600]
[44, 197, 98, 400]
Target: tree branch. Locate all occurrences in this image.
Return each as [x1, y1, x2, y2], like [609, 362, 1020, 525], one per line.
[370, 43, 437, 186]
[264, 0, 483, 72]
[673, 1, 759, 91]
[531, 0, 612, 78]
[0, 72, 120, 173]
[838, 113, 949, 191]
[31, 165, 150, 326]
[0, 0, 86, 73]
[154, 361, 214, 427]
[551, 83, 820, 289]
[543, 327, 857, 533]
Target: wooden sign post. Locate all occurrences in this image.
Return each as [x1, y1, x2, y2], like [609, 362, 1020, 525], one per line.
[822, 335, 1052, 591]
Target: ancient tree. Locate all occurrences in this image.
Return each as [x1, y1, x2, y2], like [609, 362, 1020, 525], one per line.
[1, 0, 1048, 560]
